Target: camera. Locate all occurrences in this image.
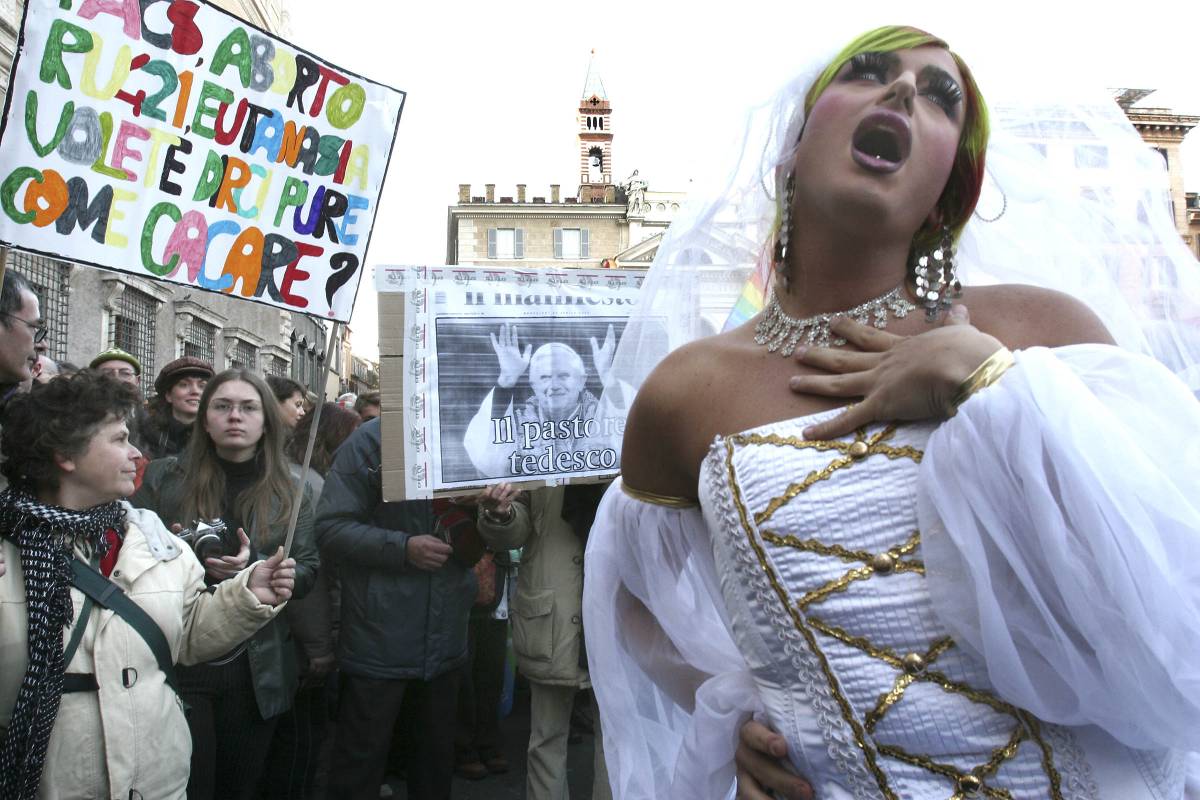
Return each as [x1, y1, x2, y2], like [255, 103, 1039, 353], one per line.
[177, 519, 237, 563]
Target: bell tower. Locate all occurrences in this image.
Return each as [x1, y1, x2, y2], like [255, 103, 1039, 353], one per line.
[578, 50, 614, 203]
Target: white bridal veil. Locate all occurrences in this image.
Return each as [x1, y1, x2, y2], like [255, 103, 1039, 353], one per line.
[609, 44, 1200, 395]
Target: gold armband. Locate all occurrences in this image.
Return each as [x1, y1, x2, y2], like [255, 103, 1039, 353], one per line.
[948, 347, 1015, 415]
[620, 482, 699, 509]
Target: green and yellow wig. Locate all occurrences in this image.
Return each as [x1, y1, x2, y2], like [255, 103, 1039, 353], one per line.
[803, 26, 990, 256]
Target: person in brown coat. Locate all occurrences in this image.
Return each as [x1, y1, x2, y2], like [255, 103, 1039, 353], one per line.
[477, 483, 612, 800]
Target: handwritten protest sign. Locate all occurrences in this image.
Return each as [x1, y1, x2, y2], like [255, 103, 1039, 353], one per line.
[0, 0, 404, 321]
[378, 265, 663, 498]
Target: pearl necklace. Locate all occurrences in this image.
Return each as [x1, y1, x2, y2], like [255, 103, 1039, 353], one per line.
[753, 285, 916, 356]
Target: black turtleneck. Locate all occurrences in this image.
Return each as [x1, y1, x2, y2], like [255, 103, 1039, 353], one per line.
[215, 454, 259, 554]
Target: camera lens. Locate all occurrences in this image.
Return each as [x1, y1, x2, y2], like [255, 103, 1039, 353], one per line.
[193, 532, 224, 563]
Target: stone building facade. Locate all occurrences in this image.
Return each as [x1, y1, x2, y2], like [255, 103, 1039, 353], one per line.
[0, 0, 347, 397]
[1189, 192, 1200, 259]
[1117, 89, 1199, 258]
[447, 53, 684, 271]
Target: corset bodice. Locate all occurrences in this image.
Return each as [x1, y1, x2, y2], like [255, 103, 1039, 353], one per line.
[699, 413, 1102, 800]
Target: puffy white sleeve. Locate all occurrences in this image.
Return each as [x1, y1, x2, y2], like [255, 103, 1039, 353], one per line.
[919, 344, 1200, 751]
[584, 481, 760, 800]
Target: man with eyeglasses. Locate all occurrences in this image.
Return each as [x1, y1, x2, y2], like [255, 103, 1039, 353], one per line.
[0, 271, 43, 494]
[0, 271, 43, 395]
[89, 348, 142, 387]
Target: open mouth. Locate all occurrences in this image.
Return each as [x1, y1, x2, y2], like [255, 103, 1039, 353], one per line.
[851, 111, 911, 172]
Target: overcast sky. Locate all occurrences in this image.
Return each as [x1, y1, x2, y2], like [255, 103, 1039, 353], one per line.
[287, 0, 1200, 360]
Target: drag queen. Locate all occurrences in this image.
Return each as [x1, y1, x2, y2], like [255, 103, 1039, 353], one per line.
[583, 25, 1200, 800]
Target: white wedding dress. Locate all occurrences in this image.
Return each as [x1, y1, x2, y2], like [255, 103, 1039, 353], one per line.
[584, 346, 1200, 800]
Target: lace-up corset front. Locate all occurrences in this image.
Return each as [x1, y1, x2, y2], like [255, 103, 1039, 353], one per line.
[699, 414, 1096, 800]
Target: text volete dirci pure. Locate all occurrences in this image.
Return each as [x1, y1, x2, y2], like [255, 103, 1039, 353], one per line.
[0, 0, 393, 316]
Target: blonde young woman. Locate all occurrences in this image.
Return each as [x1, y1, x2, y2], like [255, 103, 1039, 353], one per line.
[584, 26, 1200, 800]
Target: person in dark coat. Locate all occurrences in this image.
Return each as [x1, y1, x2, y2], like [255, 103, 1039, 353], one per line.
[316, 418, 483, 800]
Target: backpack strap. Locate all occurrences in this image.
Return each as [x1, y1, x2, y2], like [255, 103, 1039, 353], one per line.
[61, 594, 95, 675]
[69, 557, 181, 698]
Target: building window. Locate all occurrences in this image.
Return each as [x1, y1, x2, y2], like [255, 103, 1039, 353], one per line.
[1074, 145, 1108, 169]
[487, 228, 524, 259]
[266, 355, 288, 377]
[230, 339, 257, 370]
[9, 251, 70, 361]
[291, 336, 318, 391]
[554, 228, 590, 259]
[109, 286, 157, 397]
[291, 346, 307, 386]
[184, 317, 216, 364]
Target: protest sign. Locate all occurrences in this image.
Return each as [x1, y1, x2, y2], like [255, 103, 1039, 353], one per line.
[377, 265, 663, 498]
[0, 0, 404, 321]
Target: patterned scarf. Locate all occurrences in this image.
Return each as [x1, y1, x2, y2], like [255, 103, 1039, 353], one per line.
[0, 489, 125, 800]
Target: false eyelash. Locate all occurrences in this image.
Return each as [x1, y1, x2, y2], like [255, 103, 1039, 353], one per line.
[922, 72, 963, 112]
[847, 52, 891, 81]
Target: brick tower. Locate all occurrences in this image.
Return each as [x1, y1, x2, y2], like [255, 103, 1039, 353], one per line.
[578, 50, 615, 203]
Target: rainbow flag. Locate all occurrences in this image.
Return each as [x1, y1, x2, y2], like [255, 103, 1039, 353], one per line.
[722, 254, 772, 331]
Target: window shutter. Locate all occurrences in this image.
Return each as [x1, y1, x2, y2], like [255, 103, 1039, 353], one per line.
[514, 228, 524, 259]
[580, 228, 590, 258]
[487, 228, 497, 259]
[553, 228, 563, 259]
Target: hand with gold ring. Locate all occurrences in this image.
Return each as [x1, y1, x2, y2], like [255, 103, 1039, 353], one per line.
[788, 305, 1001, 440]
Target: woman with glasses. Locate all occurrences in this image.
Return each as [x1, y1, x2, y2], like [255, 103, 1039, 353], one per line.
[132, 368, 319, 800]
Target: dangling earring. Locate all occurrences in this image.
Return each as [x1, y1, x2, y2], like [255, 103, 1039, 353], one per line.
[913, 226, 960, 321]
[773, 173, 795, 291]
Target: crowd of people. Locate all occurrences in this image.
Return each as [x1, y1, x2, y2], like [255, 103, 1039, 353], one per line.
[0, 266, 605, 800]
[3, 19, 1200, 800]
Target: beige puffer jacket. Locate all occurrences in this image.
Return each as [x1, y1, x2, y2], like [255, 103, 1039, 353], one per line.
[478, 487, 590, 688]
[0, 503, 281, 800]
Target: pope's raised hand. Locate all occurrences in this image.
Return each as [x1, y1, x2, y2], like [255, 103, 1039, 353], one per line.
[590, 324, 617, 389]
[491, 323, 532, 388]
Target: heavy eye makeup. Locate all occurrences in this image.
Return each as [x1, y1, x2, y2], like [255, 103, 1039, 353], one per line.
[845, 52, 894, 83]
[842, 51, 962, 119]
[919, 70, 962, 117]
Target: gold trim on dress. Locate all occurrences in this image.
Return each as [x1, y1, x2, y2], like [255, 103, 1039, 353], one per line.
[620, 482, 699, 509]
[724, 438, 900, 799]
[720, 425, 1066, 799]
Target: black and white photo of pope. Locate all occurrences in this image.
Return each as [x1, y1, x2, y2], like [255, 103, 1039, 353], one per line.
[463, 323, 634, 480]
[386, 266, 652, 496]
